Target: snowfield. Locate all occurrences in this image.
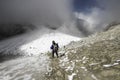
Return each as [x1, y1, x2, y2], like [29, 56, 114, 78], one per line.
[0, 55, 50, 80]
[0, 32, 81, 80]
[19, 32, 81, 56]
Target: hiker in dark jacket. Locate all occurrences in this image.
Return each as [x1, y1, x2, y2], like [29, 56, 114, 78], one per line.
[50, 40, 59, 58]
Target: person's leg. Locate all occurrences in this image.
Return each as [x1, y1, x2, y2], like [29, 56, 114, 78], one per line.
[55, 50, 59, 58]
[52, 50, 54, 58]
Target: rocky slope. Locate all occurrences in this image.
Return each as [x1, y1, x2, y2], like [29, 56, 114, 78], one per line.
[0, 24, 35, 40]
[47, 24, 120, 80]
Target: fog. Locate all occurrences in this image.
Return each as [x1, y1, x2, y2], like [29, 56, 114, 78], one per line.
[0, 0, 120, 40]
[76, 0, 120, 33]
[0, 0, 72, 29]
[0, 0, 75, 41]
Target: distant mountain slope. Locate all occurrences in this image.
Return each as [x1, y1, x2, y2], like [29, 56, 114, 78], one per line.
[0, 24, 35, 40]
[47, 24, 120, 80]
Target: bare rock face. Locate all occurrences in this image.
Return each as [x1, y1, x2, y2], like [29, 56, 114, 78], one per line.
[67, 24, 120, 80]
[47, 24, 120, 80]
[0, 24, 35, 40]
[104, 22, 120, 31]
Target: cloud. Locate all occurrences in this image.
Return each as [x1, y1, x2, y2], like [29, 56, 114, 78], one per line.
[0, 0, 73, 29]
[98, 0, 120, 23]
[73, 0, 99, 12]
[75, 0, 120, 33]
[75, 8, 101, 32]
[1, 0, 120, 37]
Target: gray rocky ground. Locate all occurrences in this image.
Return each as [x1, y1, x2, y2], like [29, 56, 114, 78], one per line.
[47, 25, 120, 80]
[0, 24, 120, 80]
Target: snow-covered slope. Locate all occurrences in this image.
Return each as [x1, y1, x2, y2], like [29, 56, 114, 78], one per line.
[0, 32, 81, 80]
[19, 32, 81, 56]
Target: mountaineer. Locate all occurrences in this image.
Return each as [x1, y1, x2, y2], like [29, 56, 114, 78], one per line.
[50, 40, 59, 58]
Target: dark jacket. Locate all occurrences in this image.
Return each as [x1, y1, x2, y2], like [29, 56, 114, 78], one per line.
[50, 43, 59, 51]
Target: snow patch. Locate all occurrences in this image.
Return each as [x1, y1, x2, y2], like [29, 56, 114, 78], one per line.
[91, 74, 98, 80]
[65, 62, 75, 71]
[19, 32, 81, 56]
[103, 64, 112, 67]
[113, 63, 119, 66]
[89, 63, 100, 66]
[0, 55, 49, 80]
[68, 73, 76, 80]
[80, 67, 87, 71]
[103, 62, 119, 68]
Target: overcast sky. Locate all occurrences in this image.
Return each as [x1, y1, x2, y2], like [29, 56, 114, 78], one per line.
[0, 0, 120, 33]
[0, 0, 72, 26]
[74, 0, 120, 31]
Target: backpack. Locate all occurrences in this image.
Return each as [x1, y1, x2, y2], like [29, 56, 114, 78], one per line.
[53, 44, 58, 51]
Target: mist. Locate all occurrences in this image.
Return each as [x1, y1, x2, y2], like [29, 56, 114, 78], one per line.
[0, 0, 120, 41]
[0, 0, 72, 29]
[76, 0, 120, 33]
[0, 0, 76, 42]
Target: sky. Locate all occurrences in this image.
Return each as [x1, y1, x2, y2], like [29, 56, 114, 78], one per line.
[0, 0, 100, 24]
[73, 0, 100, 13]
[0, 0, 120, 36]
[74, 0, 120, 32]
[0, 0, 120, 55]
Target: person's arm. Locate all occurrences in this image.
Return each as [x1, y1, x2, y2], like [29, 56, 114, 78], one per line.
[57, 43, 59, 49]
[50, 45, 53, 49]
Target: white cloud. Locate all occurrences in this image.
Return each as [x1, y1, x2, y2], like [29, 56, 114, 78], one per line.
[75, 8, 103, 32]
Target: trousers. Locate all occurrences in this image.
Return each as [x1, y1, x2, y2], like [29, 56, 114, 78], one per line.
[52, 50, 58, 58]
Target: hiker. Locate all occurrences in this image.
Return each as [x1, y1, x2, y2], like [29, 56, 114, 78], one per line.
[50, 40, 59, 58]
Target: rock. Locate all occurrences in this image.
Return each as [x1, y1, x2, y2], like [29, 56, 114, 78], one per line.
[100, 70, 117, 77]
[56, 71, 62, 77]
